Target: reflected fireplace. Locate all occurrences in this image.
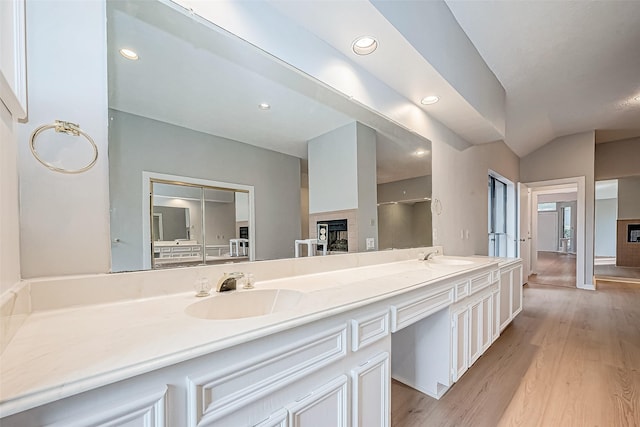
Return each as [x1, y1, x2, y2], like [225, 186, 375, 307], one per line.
[317, 219, 348, 252]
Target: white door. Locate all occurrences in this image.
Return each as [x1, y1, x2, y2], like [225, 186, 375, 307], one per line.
[517, 183, 531, 279]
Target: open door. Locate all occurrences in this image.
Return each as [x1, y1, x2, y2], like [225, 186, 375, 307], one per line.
[518, 183, 531, 281]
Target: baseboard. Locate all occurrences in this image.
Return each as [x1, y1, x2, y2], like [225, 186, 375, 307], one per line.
[391, 374, 449, 400]
[577, 283, 596, 291]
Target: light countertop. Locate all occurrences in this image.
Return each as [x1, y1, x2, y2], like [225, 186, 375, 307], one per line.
[0, 255, 508, 416]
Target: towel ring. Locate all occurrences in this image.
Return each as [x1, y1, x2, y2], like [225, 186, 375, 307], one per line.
[29, 120, 98, 174]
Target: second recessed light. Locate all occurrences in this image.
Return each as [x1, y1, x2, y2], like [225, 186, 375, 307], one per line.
[421, 95, 440, 105]
[258, 103, 271, 110]
[119, 48, 139, 60]
[352, 36, 378, 55]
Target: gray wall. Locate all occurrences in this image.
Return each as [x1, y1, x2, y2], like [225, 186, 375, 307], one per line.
[618, 176, 640, 219]
[153, 207, 188, 240]
[109, 110, 301, 271]
[378, 201, 432, 250]
[520, 131, 595, 287]
[377, 175, 432, 204]
[595, 138, 640, 180]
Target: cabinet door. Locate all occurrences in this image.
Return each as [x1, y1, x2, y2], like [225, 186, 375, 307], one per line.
[481, 295, 492, 353]
[499, 269, 512, 330]
[287, 375, 348, 427]
[491, 290, 500, 343]
[451, 308, 469, 382]
[511, 265, 523, 318]
[469, 301, 482, 365]
[351, 352, 390, 427]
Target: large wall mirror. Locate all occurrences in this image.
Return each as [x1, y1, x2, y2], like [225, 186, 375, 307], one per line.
[107, 0, 432, 272]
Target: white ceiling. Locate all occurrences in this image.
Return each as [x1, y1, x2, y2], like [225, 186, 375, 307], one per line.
[270, 0, 640, 157]
[446, 0, 640, 156]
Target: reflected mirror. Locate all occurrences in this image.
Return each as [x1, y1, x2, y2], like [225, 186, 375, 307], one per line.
[107, 0, 432, 272]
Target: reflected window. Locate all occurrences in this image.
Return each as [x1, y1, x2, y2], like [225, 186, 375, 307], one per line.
[488, 175, 507, 257]
[537, 202, 557, 211]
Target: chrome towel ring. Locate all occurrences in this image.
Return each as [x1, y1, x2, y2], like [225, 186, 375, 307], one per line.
[29, 120, 98, 174]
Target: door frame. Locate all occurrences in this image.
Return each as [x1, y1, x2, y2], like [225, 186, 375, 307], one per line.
[520, 176, 586, 289]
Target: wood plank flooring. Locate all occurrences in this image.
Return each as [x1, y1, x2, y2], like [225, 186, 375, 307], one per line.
[391, 281, 640, 427]
[528, 251, 576, 288]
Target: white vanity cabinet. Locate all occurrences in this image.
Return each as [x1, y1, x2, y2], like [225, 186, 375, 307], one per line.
[450, 271, 499, 384]
[0, 257, 524, 426]
[499, 262, 524, 331]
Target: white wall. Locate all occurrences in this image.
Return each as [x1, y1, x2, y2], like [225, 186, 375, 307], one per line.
[432, 140, 519, 256]
[595, 198, 617, 257]
[537, 211, 559, 252]
[520, 131, 596, 287]
[0, 103, 20, 294]
[16, 0, 110, 278]
[618, 176, 640, 219]
[371, 0, 506, 136]
[308, 123, 359, 213]
[538, 192, 577, 203]
[355, 122, 378, 251]
[109, 110, 301, 270]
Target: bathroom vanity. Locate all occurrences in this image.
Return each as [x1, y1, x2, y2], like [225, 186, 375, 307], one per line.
[0, 249, 522, 426]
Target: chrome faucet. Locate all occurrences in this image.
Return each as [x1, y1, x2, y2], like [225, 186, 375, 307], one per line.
[422, 249, 440, 261]
[215, 272, 244, 292]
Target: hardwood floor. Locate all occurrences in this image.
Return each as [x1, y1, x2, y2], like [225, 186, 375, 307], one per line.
[594, 263, 640, 282]
[391, 281, 640, 427]
[528, 251, 576, 288]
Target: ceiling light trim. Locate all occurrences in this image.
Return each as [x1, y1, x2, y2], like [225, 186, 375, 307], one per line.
[352, 36, 378, 55]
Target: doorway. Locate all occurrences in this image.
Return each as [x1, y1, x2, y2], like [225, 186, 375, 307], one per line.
[519, 177, 587, 289]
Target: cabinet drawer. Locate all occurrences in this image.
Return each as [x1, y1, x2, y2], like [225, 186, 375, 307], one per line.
[390, 288, 454, 332]
[469, 272, 491, 294]
[455, 281, 469, 301]
[187, 325, 347, 426]
[172, 246, 193, 253]
[351, 310, 389, 351]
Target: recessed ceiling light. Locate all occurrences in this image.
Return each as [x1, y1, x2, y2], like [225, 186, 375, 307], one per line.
[352, 36, 378, 55]
[413, 149, 429, 157]
[258, 103, 271, 110]
[634, 96, 640, 102]
[420, 95, 439, 105]
[119, 48, 138, 60]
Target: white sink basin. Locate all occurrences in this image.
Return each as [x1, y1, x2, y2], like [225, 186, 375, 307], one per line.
[185, 289, 306, 320]
[426, 257, 475, 267]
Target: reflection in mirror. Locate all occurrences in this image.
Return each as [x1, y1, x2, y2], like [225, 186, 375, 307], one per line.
[107, 0, 431, 272]
[594, 177, 640, 279]
[143, 175, 254, 269]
